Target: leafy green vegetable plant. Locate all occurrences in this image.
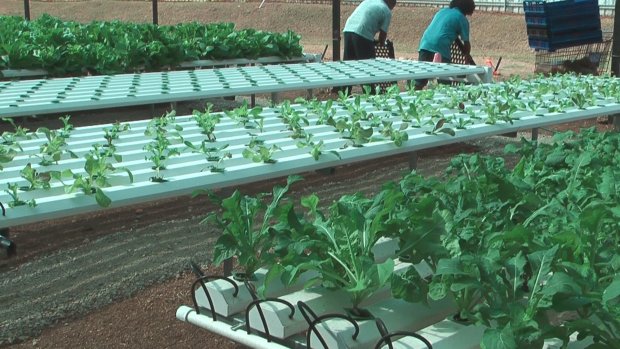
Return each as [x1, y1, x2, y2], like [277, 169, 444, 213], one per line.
[19, 163, 56, 191]
[0, 145, 17, 170]
[296, 133, 341, 161]
[0, 14, 303, 75]
[192, 103, 219, 141]
[58, 115, 74, 138]
[279, 100, 309, 139]
[63, 145, 133, 207]
[199, 175, 302, 278]
[242, 137, 280, 163]
[380, 120, 409, 146]
[225, 101, 263, 130]
[184, 140, 231, 173]
[143, 111, 183, 182]
[1, 117, 33, 147]
[103, 121, 130, 149]
[4, 183, 35, 208]
[35, 127, 78, 166]
[290, 192, 396, 316]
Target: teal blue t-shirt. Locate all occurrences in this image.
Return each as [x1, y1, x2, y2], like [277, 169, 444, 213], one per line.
[419, 8, 469, 61]
[343, 0, 392, 41]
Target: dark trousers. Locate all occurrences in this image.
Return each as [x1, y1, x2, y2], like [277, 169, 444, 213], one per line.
[343, 32, 376, 60]
[342, 32, 377, 94]
[414, 49, 451, 90]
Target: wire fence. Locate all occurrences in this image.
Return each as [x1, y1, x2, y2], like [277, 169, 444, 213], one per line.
[13, 0, 617, 20]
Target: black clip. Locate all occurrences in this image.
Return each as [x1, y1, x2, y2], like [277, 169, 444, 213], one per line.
[243, 280, 295, 343]
[297, 300, 359, 349]
[374, 318, 432, 349]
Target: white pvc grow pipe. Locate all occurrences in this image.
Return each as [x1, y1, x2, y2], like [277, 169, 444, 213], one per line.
[176, 305, 292, 349]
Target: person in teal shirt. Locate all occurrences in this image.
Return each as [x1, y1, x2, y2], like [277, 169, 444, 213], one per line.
[414, 0, 475, 90]
[343, 0, 397, 61]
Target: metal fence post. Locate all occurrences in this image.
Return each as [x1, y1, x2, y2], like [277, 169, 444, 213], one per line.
[332, 0, 341, 62]
[152, 0, 158, 25]
[23, 0, 30, 20]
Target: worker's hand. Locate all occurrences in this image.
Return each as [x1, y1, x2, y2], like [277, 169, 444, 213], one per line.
[465, 54, 475, 65]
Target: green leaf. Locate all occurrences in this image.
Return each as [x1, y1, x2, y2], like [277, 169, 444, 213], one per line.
[94, 187, 111, 207]
[481, 327, 517, 349]
[428, 279, 448, 300]
[435, 258, 469, 276]
[602, 275, 620, 304]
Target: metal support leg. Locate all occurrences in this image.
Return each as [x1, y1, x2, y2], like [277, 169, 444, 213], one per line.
[408, 152, 418, 170]
[271, 92, 279, 106]
[251, 94, 256, 107]
[614, 114, 620, 131]
[150, 104, 155, 117]
[531, 128, 539, 141]
[0, 228, 16, 258]
[223, 257, 233, 276]
[307, 89, 313, 100]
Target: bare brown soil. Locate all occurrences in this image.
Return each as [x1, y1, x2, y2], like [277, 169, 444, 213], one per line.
[0, 1, 616, 349]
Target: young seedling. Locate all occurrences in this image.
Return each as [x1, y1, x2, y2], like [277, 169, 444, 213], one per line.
[184, 140, 230, 162]
[19, 163, 55, 191]
[279, 101, 309, 139]
[103, 121, 131, 149]
[380, 120, 409, 146]
[64, 145, 133, 207]
[4, 183, 35, 208]
[453, 116, 474, 130]
[58, 115, 74, 138]
[144, 111, 183, 182]
[208, 152, 232, 173]
[35, 127, 78, 166]
[346, 121, 374, 147]
[307, 98, 336, 125]
[296, 133, 341, 161]
[425, 118, 455, 136]
[225, 100, 263, 130]
[1, 117, 33, 147]
[0, 145, 17, 170]
[345, 95, 369, 122]
[395, 97, 435, 127]
[192, 103, 219, 141]
[242, 142, 281, 164]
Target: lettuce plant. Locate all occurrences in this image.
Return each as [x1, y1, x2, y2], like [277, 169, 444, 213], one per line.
[282, 191, 398, 316]
[201, 175, 302, 278]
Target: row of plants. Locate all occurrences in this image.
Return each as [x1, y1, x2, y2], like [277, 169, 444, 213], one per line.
[203, 128, 620, 349]
[0, 14, 303, 76]
[1, 73, 619, 210]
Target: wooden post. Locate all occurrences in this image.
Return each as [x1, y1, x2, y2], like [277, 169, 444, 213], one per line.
[152, 0, 158, 25]
[23, 0, 30, 20]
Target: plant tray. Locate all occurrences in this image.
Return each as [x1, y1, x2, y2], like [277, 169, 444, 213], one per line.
[528, 30, 603, 51]
[373, 40, 397, 92]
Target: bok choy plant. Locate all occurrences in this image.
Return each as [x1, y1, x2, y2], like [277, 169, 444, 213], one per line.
[199, 175, 302, 279]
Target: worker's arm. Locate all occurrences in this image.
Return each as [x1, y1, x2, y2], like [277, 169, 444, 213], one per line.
[462, 40, 474, 64]
[462, 41, 471, 55]
[378, 31, 388, 45]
